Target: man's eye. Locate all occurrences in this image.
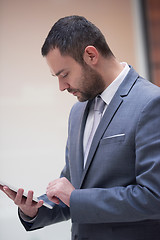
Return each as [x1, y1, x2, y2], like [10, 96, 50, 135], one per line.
[61, 73, 68, 78]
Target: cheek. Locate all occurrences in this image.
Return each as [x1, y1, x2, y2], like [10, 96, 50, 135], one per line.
[70, 72, 84, 89]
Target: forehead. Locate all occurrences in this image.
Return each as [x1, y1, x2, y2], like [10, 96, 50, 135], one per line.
[45, 48, 79, 75]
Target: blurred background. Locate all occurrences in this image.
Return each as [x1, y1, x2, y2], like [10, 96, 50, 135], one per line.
[0, 0, 160, 239]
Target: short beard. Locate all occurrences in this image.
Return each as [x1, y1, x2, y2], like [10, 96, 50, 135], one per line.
[78, 63, 106, 102]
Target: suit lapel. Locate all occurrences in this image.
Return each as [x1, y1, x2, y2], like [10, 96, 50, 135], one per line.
[79, 67, 139, 188]
[79, 95, 123, 187]
[72, 100, 92, 188]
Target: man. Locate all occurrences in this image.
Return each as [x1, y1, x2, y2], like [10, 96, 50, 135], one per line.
[1, 15, 160, 240]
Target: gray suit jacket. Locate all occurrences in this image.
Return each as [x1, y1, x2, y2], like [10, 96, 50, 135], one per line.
[20, 67, 160, 240]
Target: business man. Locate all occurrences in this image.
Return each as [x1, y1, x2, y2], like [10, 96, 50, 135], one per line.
[1, 15, 160, 240]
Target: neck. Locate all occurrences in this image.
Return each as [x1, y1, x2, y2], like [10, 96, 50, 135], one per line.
[98, 56, 124, 88]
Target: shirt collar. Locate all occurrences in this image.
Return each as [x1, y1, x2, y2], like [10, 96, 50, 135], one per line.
[100, 62, 130, 105]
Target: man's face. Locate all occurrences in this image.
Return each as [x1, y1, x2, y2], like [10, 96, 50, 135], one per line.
[46, 48, 106, 102]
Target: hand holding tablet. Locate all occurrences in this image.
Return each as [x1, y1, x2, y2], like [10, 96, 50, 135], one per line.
[0, 180, 53, 211]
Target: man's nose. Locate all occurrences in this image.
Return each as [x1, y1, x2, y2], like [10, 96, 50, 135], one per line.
[58, 78, 70, 91]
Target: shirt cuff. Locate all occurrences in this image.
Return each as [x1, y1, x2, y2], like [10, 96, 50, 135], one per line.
[18, 208, 38, 223]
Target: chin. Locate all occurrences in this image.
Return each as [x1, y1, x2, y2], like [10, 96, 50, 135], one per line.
[78, 96, 92, 102]
[77, 93, 95, 102]
[77, 96, 86, 102]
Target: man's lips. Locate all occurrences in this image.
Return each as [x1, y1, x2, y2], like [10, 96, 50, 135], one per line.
[68, 89, 78, 96]
[72, 91, 78, 96]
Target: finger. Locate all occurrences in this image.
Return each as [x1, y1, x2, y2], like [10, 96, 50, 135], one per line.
[52, 197, 60, 205]
[25, 191, 44, 209]
[3, 186, 17, 200]
[47, 195, 60, 205]
[14, 188, 24, 205]
[46, 184, 55, 194]
[46, 187, 56, 198]
[46, 188, 60, 204]
[47, 179, 59, 189]
[36, 200, 44, 209]
[25, 190, 34, 206]
[46, 183, 54, 192]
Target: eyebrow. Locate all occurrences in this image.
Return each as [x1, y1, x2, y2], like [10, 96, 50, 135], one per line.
[52, 69, 65, 77]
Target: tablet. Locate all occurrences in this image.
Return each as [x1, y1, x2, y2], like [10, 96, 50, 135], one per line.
[0, 180, 53, 209]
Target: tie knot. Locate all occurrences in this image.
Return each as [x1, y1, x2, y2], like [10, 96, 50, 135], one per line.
[94, 96, 106, 114]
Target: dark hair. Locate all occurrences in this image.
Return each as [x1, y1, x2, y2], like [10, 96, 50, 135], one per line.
[41, 15, 114, 64]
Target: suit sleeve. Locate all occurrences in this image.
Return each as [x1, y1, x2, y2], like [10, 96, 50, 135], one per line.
[19, 142, 71, 231]
[70, 95, 160, 224]
[19, 200, 70, 231]
[18, 105, 76, 231]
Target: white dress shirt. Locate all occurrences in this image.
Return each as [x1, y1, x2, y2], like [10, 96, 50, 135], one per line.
[83, 62, 130, 167]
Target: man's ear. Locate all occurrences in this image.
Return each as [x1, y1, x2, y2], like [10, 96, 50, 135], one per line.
[83, 46, 99, 66]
